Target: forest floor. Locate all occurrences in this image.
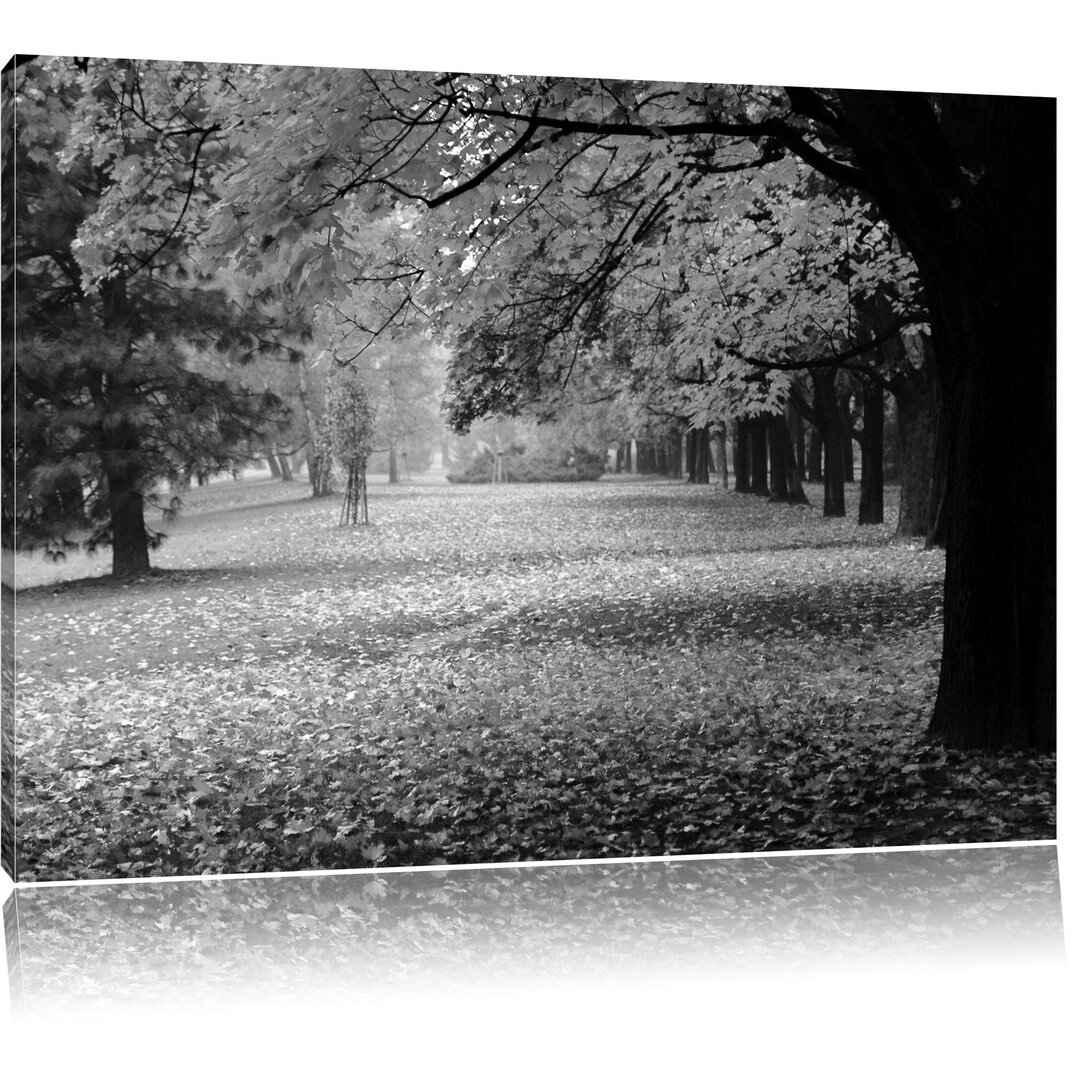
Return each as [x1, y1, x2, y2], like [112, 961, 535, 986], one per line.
[11, 473, 1056, 880]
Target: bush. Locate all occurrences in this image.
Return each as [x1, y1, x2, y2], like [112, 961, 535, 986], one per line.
[447, 445, 607, 484]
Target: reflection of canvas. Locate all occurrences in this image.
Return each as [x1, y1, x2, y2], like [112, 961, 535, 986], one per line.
[3, 846, 1065, 1012]
[3, 60, 1056, 882]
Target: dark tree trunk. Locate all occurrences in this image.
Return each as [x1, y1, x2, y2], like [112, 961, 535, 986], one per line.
[840, 401, 856, 483]
[266, 455, 281, 478]
[671, 426, 684, 478]
[748, 415, 769, 496]
[857, 378, 885, 525]
[893, 358, 937, 538]
[639, 441, 658, 474]
[734, 419, 751, 493]
[277, 453, 293, 481]
[788, 404, 806, 480]
[767, 414, 788, 501]
[769, 412, 810, 506]
[811, 369, 846, 517]
[924, 351, 949, 549]
[388, 444, 399, 483]
[105, 455, 151, 577]
[807, 427, 823, 482]
[686, 427, 710, 484]
[715, 422, 728, 489]
[834, 91, 1054, 750]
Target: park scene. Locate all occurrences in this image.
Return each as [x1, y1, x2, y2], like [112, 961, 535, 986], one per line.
[2, 60, 1055, 880]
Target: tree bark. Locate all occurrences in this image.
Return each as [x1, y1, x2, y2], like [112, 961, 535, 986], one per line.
[807, 427, 823, 482]
[835, 91, 1055, 750]
[266, 454, 281, 478]
[748, 415, 770, 496]
[788, 404, 806, 480]
[857, 378, 885, 525]
[105, 455, 151, 577]
[687, 426, 710, 484]
[770, 411, 810, 506]
[734, 419, 751, 493]
[715, 422, 728, 489]
[767, 414, 788, 501]
[839, 393, 856, 482]
[810, 369, 846, 517]
[893, 360, 937, 538]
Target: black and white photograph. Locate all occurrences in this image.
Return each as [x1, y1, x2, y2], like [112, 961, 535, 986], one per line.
[0, 5, 1072, 1073]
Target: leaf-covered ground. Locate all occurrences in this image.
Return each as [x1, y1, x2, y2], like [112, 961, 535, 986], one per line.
[12, 475, 1055, 880]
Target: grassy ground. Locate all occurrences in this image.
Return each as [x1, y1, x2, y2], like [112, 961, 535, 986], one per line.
[11, 473, 1055, 880]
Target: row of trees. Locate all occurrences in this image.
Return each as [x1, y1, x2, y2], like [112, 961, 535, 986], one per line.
[6, 61, 1054, 751]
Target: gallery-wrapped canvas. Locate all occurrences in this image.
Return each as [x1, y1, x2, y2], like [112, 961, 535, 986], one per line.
[1, 59, 1056, 883]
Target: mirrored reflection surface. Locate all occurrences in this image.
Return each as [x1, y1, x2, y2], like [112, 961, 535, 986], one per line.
[5, 844, 1063, 1017]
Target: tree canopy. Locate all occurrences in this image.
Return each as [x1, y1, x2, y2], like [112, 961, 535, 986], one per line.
[7, 56, 1055, 750]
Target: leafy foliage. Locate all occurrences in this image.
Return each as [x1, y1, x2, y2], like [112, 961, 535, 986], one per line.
[447, 444, 607, 484]
[12, 478, 1053, 880]
[326, 370, 376, 469]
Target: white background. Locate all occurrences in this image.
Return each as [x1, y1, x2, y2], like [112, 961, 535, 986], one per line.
[2, 4, 1076, 1075]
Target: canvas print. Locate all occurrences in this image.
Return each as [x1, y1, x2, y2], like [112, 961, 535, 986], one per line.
[0, 59, 1056, 881]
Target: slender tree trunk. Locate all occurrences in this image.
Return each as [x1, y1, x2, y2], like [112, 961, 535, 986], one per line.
[748, 415, 770, 496]
[734, 419, 751, 493]
[695, 426, 710, 484]
[807, 427, 823, 482]
[839, 398, 856, 483]
[388, 444, 399, 484]
[767, 414, 788, 501]
[266, 454, 281, 478]
[277, 453, 293, 481]
[811, 369, 846, 517]
[788, 404, 806, 480]
[715, 422, 728, 489]
[857, 378, 885, 525]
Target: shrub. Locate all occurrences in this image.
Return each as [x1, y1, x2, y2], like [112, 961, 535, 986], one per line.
[447, 444, 606, 483]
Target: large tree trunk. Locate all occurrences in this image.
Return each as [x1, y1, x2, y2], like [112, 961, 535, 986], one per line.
[769, 411, 810, 506]
[834, 91, 1055, 750]
[105, 452, 151, 577]
[687, 426, 710, 484]
[857, 378, 885, 525]
[893, 361, 937, 538]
